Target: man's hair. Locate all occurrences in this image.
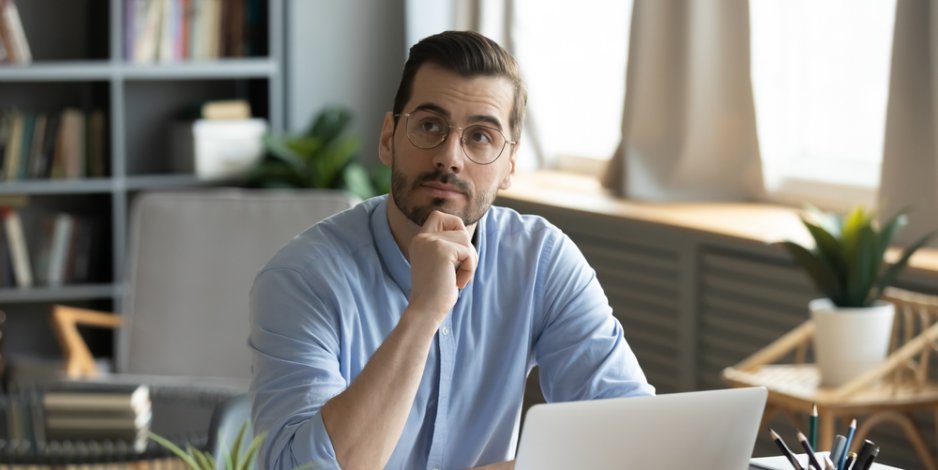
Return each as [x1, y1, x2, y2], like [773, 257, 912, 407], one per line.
[392, 30, 527, 142]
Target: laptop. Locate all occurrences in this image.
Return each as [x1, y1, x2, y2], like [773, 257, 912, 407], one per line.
[514, 387, 767, 470]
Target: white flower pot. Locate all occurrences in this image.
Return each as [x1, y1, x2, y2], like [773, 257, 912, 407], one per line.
[810, 298, 895, 387]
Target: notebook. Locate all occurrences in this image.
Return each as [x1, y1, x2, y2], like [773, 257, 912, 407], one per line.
[514, 387, 768, 470]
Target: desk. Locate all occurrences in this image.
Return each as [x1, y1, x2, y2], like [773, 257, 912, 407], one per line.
[750, 453, 902, 469]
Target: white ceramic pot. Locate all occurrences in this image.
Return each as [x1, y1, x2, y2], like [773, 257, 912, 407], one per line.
[810, 298, 895, 387]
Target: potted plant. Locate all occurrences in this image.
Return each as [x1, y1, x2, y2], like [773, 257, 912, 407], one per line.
[149, 423, 265, 470]
[779, 205, 934, 386]
[244, 106, 390, 199]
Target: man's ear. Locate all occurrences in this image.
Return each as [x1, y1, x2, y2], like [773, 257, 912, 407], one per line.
[378, 112, 395, 166]
[498, 139, 520, 190]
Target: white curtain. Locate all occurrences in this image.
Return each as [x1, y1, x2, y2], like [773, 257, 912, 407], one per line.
[878, 0, 938, 246]
[602, 0, 764, 201]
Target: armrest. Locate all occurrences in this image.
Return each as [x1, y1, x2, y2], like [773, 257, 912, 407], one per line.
[732, 320, 814, 372]
[50, 305, 124, 378]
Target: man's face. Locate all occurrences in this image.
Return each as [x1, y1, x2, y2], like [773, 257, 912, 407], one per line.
[379, 64, 518, 227]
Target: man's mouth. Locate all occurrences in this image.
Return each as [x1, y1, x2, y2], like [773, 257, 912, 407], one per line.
[421, 181, 466, 197]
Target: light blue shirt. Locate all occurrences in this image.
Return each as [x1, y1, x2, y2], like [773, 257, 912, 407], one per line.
[249, 196, 653, 470]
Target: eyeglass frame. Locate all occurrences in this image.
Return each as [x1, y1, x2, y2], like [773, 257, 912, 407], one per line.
[393, 111, 517, 165]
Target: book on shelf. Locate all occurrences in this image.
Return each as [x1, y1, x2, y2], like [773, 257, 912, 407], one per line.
[128, 0, 260, 63]
[0, 0, 31, 64]
[57, 108, 86, 180]
[3, 208, 31, 288]
[0, 205, 100, 288]
[0, 108, 105, 181]
[3, 109, 22, 181]
[45, 406, 152, 431]
[42, 383, 150, 413]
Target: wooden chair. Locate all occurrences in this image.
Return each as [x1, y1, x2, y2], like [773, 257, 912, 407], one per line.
[722, 287, 938, 470]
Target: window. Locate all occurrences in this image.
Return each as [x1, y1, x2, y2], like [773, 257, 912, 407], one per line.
[511, 0, 633, 172]
[750, 0, 897, 209]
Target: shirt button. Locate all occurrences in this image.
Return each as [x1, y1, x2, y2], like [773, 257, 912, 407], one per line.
[440, 326, 450, 336]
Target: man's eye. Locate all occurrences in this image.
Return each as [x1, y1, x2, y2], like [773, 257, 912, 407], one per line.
[466, 127, 494, 145]
[419, 119, 444, 133]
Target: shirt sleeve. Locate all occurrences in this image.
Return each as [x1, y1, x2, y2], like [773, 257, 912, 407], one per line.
[249, 266, 346, 470]
[533, 231, 656, 402]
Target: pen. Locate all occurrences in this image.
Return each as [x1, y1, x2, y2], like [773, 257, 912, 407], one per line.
[838, 418, 857, 470]
[797, 431, 823, 470]
[823, 455, 836, 470]
[770, 428, 804, 470]
[843, 452, 857, 470]
[860, 446, 879, 470]
[829, 435, 846, 467]
[852, 440, 875, 470]
[809, 403, 818, 449]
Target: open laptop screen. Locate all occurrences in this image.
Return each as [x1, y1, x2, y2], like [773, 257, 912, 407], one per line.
[515, 387, 767, 470]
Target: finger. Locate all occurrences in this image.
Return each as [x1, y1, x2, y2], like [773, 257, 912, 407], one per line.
[455, 244, 478, 289]
[420, 210, 467, 234]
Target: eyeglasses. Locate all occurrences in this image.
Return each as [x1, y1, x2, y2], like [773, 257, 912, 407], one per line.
[395, 110, 516, 165]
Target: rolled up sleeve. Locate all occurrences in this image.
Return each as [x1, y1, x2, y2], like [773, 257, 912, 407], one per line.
[534, 232, 655, 402]
[249, 267, 346, 470]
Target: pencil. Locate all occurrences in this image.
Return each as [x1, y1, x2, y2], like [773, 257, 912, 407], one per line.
[770, 429, 804, 470]
[809, 403, 818, 449]
[797, 431, 823, 470]
[838, 418, 857, 470]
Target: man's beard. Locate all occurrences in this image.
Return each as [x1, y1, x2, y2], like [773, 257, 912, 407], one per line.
[390, 159, 493, 227]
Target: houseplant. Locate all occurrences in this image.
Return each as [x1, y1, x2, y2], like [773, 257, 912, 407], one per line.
[779, 205, 934, 386]
[148, 423, 265, 470]
[244, 106, 390, 199]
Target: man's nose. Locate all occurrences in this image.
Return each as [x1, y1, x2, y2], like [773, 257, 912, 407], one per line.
[433, 127, 465, 173]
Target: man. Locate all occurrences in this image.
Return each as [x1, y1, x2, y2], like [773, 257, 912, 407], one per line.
[250, 31, 653, 470]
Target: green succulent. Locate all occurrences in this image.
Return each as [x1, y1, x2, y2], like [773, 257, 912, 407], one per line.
[148, 423, 264, 470]
[245, 106, 390, 199]
[779, 205, 934, 308]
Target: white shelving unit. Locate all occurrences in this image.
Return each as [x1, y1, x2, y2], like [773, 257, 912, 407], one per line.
[0, 0, 283, 359]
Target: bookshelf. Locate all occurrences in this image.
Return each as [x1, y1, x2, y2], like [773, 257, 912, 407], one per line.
[0, 0, 283, 361]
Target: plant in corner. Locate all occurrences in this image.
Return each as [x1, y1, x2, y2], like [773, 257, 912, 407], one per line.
[244, 106, 390, 199]
[779, 205, 934, 386]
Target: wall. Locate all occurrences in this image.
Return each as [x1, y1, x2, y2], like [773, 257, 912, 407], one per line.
[286, 0, 406, 166]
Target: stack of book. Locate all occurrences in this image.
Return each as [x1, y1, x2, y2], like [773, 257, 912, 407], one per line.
[42, 383, 152, 452]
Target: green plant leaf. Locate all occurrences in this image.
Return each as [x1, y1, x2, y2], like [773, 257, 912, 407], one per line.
[370, 164, 392, 195]
[238, 433, 267, 470]
[802, 220, 846, 295]
[779, 241, 839, 298]
[876, 210, 909, 262]
[844, 225, 876, 307]
[190, 445, 216, 470]
[804, 204, 841, 237]
[261, 134, 305, 171]
[229, 421, 249, 470]
[306, 107, 352, 144]
[874, 230, 936, 301]
[312, 136, 360, 188]
[841, 206, 871, 251]
[341, 163, 376, 200]
[148, 431, 201, 469]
